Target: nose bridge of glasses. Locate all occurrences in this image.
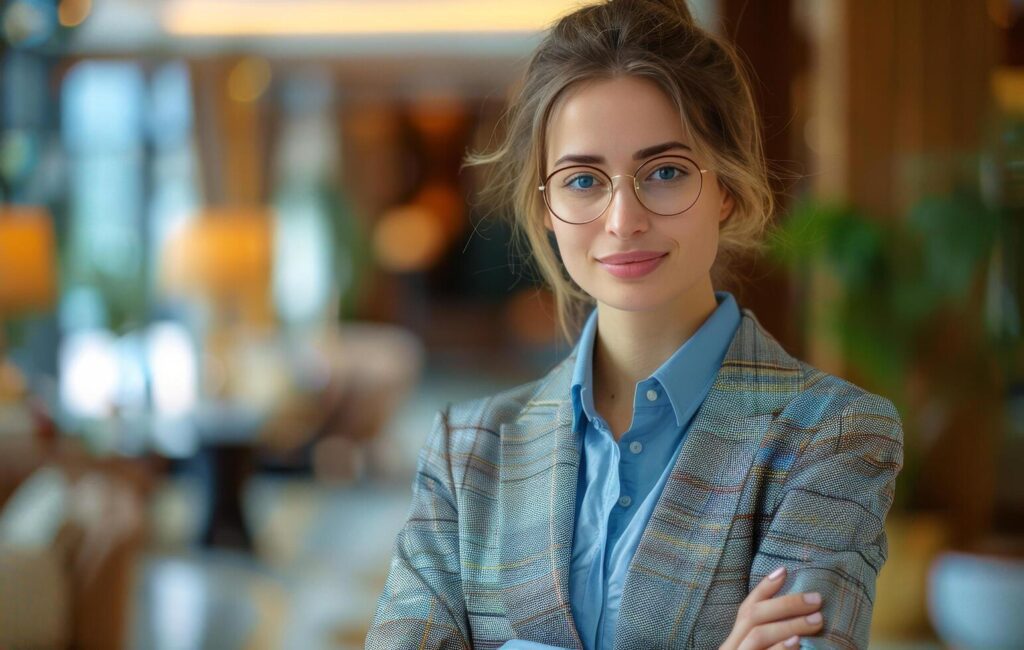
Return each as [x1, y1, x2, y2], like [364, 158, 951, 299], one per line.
[604, 174, 649, 228]
[607, 173, 642, 200]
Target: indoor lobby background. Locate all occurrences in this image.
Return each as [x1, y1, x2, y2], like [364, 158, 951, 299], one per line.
[1, 1, 1022, 649]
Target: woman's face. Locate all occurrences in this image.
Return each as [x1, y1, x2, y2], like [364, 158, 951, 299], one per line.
[543, 75, 733, 315]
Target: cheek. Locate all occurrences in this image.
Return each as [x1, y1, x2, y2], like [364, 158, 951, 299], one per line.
[550, 225, 593, 277]
[665, 211, 721, 269]
[671, 210, 719, 243]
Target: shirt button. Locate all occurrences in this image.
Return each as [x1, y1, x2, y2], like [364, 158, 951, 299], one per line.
[646, 389, 658, 402]
[629, 441, 643, 454]
[618, 495, 632, 508]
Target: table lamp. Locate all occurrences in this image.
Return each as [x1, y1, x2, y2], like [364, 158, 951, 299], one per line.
[160, 207, 272, 320]
[159, 207, 275, 400]
[159, 207, 277, 550]
[0, 206, 57, 410]
[0, 206, 57, 317]
[0, 205, 57, 344]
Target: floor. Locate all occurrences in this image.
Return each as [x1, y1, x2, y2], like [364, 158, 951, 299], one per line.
[134, 480, 413, 650]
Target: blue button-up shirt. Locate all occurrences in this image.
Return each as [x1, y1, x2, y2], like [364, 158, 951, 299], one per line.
[499, 291, 740, 650]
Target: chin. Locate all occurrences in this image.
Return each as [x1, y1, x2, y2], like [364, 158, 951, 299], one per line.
[587, 285, 675, 313]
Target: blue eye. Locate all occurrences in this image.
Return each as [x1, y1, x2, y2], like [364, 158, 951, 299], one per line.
[651, 166, 682, 181]
[566, 174, 597, 190]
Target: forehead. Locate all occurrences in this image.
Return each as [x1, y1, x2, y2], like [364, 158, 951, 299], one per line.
[545, 76, 687, 168]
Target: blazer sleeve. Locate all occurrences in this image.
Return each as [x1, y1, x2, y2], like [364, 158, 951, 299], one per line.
[748, 392, 904, 649]
[365, 406, 472, 650]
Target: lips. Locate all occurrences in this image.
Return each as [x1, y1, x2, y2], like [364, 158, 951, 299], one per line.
[596, 250, 667, 264]
[596, 250, 668, 279]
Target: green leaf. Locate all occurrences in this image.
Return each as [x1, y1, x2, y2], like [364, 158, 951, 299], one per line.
[907, 191, 999, 305]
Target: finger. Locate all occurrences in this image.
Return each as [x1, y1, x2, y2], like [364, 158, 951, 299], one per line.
[767, 637, 800, 650]
[730, 567, 792, 649]
[749, 591, 822, 626]
[741, 612, 824, 650]
[746, 566, 787, 603]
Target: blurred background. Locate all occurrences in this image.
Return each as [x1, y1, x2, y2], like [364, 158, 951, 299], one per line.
[0, 0, 1022, 648]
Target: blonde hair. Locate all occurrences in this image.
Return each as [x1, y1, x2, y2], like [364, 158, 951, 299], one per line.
[465, 0, 774, 343]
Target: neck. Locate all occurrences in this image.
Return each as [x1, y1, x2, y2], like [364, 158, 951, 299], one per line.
[592, 277, 719, 405]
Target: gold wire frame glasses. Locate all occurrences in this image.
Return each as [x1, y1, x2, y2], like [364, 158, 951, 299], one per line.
[538, 154, 710, 225]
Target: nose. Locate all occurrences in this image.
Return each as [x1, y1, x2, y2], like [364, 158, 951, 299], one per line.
[603, 175, 649, 238]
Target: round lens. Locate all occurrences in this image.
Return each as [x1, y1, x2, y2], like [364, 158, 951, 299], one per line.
[544, 166, 611, 224]
[635, 156, 703, 216]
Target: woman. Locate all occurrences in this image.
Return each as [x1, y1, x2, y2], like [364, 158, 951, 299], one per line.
[366, 1, 903, 648]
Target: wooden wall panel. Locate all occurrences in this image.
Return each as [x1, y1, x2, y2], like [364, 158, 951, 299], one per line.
[841, 0, 996, 216]
[720, 0, 804, 357]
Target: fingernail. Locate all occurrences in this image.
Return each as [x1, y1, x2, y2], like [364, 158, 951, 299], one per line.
[806, 612, 822, 624]
[803, 592, 821, 605]
[784, 636, 799, 648]
[768, 566, 786, 580]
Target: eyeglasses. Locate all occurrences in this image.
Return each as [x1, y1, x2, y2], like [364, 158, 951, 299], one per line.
[538, 154, 710, 225]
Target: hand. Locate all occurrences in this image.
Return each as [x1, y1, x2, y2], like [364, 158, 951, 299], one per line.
[718, 567, 825, 650]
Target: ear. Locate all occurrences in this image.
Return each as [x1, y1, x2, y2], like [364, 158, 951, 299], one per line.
[717, 182, 735, 223]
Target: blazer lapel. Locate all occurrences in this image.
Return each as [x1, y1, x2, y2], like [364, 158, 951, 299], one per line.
[497, 354, 585, 649]
[614, 310, 803, 649]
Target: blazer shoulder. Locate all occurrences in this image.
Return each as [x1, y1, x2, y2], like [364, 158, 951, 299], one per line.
[725, 308, 900, 437]
[786, 359, 902, 436]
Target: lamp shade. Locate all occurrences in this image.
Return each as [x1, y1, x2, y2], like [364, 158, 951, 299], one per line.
[161, 207, 273, 299]
[0, 207, 57, 315]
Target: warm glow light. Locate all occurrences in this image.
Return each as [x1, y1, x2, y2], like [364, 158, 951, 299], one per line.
[162, 0, 581, 36]
[993, 67, 1024, 113]
[412, 182, 464, 239]
[373, 204, 446, 272]
[160, 208, 273, 298]
[227, 57, 272, 103]
[0, 207, 57, 315]
[58, 0, 91, 28]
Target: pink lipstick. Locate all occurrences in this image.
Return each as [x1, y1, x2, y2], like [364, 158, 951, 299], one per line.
[596, 250, 668, 279]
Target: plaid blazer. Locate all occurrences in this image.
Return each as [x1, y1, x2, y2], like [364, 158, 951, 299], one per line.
[366, 308, 903, 650]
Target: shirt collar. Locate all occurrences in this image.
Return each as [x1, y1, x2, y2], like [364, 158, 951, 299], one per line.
[570, 291, 741, 432]
[570, 305, 601, 433]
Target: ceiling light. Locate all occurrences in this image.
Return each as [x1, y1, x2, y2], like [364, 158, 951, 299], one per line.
[162, 0, 580, 37]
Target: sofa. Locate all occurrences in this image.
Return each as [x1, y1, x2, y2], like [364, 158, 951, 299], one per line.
[0, 433, 151, 650]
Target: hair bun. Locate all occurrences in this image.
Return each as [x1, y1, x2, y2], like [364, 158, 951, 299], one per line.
[631, 0, 695, 25]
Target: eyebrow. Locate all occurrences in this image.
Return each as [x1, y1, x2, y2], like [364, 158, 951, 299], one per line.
[551, 141, 691, 168]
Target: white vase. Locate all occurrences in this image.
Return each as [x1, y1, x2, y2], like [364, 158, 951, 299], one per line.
[928, 550, 1024, 649]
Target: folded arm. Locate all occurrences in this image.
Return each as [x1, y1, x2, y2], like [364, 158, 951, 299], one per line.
[748, 393, 904, 649]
